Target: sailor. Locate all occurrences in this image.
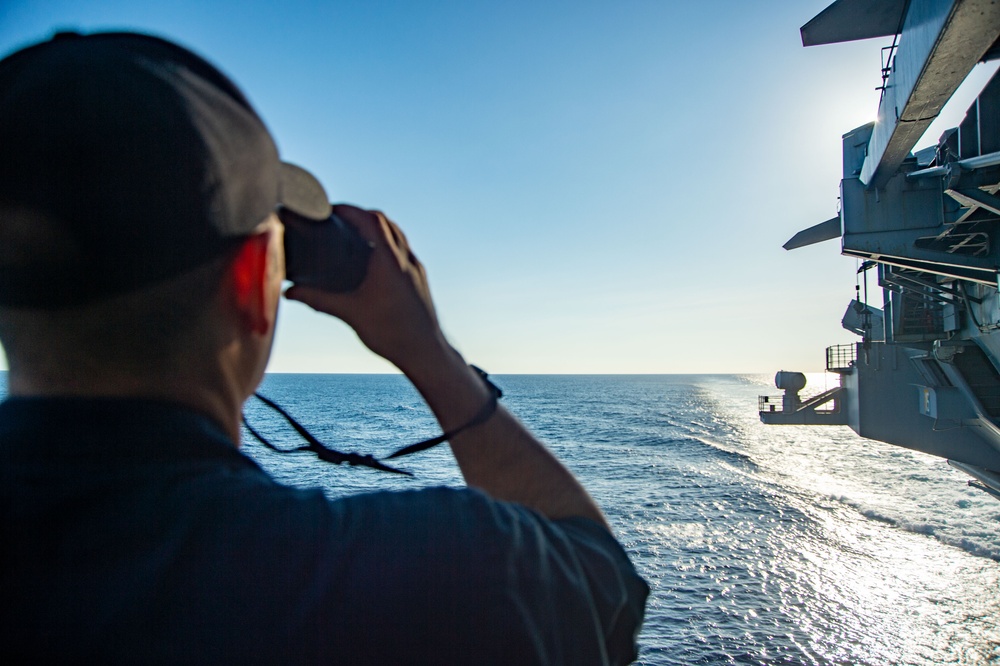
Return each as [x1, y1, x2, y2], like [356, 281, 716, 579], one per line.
[0, 32, 648, 663]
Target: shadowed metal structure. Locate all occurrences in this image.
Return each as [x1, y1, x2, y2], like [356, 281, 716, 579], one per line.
[764, 0, 1000, 501]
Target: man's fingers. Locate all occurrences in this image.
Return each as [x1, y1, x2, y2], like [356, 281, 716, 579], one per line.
[330, 204, 384, 245]
[330, 204, 418, 271]
[283, 283, 325, 307]
[284, 284, 351, 318]
[378, 215, 416, 268]
[284, 205, 443, 366]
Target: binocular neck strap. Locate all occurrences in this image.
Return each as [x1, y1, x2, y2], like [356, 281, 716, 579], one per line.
[242, 366, 502, 477]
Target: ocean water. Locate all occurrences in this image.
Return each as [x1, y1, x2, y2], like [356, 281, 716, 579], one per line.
[242, 374, 1000, 665]
[5, 373, 999, 663]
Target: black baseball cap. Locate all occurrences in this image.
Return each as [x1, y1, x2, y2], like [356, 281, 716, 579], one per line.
[0, 31, 332, 308]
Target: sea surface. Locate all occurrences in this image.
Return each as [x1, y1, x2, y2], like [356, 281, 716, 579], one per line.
[6, 373, 1000, 664]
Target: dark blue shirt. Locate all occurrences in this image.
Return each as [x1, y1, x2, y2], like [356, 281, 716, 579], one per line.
[1, 397, 647, 664]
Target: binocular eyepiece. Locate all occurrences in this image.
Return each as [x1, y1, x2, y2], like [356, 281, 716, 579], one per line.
[279, 208, 373, 293]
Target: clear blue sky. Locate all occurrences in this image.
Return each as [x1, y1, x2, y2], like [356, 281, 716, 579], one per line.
[1, 1, 994, 373]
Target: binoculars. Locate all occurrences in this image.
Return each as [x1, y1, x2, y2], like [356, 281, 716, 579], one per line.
[280, 208, 373, 293]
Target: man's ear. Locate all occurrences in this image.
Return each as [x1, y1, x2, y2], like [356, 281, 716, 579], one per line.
[228, 228, 280, 336]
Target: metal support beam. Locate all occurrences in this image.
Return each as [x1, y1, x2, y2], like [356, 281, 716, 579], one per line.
[844, 226, 998, 270]
[945, 187, 1000, 216]
[907, 149, 1000, 180]
[842, 248, 998, 285]
[950, 460, 1000, 497]
[881, 271, 959, 305]
[862, 0, 1000, 190]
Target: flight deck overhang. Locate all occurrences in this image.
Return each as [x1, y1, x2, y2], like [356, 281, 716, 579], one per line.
[861, 0, 1000, 189]
[804, 1, 1000, 190]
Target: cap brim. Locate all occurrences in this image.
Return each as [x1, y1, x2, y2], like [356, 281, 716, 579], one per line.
[279, 163, 331, 221]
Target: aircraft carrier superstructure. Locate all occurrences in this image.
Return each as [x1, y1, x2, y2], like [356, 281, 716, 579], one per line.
[761, 0, 1000, 499]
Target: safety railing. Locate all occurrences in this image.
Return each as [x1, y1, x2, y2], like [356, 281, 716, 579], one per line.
[758, 395, 782, 413]
[826, 344, 857, 373]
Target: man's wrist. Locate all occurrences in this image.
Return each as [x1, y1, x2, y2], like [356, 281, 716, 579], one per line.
[401, 345, 497, 433]
[395, 334, 466, 386]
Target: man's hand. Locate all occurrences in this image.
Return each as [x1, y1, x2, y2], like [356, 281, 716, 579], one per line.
[284, 204, 610, 530]
[284, 204, 448, 374]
